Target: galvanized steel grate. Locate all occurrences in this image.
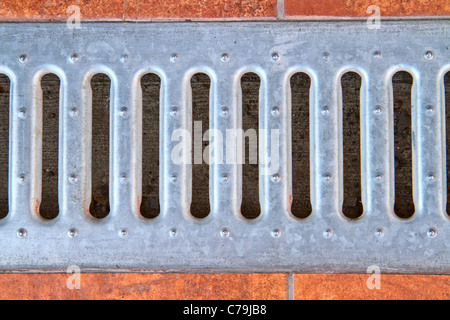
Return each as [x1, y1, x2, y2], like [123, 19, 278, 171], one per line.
[0, 21, 449, 273]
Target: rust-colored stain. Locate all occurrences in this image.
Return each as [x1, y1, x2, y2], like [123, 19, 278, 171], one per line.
[136, 195, 140, 216]
[294, 274, 450, 300]
[0, 0, 277, 20]
[285, 0, 450, 17]
[34, 198, 40, 216]
[0, 273, 287, 300]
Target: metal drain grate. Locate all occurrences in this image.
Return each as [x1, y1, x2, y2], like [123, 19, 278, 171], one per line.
[0, 21, 449, 273]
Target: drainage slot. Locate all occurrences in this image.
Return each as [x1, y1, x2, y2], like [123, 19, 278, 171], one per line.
[140, 73, 161, 219]
[241, 73, 261, 219]
[393, 71, 415, 219]
[445, 72, 450, 216]
[341, 72, 363, 219]
[290, 72, 312, 219]
[0, 74, 9, 219]
[190, 73, 211, 218]
[89, 74, 111, 219]
[40, 74, 60, 220]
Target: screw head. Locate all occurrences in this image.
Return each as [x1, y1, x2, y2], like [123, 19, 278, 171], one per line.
[119, 229, 128, 237]
[170, 106, 179, 116]
[323, 228, 333, 239]
[271, 106, 280, 117]
[220, 53, 230, 62]
[119, 107, 128, 118]
[221, 174, 228, 183]
[169, 228, 177, 237]
[120, 54, 128, 63]
[68, 228, 78, 238]
[68, 174, 78, 184]
[321, 107, 329, 116]
[271, 174, 280, 183]
[375, 228, 384, 237]
[374, 106, 382, 114]
[322, 52, 330, 60]
[424, 50, 434, 60]
[70, 53, 80, 63]
[69, 107, 79, 118]
[220, 227, 230, 238]
[18, 174, 26, 183]
[170, 53, 179, 63]
[17, 228, 27, 238]
[170, 175, 177, 183]
[373, 50, 382, 59]
[221, 107, 229, 118]
[426, 105, 434, 113]
[18, 54, 28, 64]
[271, 52, 280, 61]
[427, 228, 437, 238]
[271, 229, 281, 238]
[18, 107, 27, 119]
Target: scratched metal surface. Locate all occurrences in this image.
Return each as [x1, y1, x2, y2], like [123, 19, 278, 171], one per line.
[0, 21, 449, 273]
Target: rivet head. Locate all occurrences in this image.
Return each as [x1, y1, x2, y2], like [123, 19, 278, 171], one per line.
[271, 174, 280, 183]
[271, 229, 281, 238]
[220, 227, 230, 238]
[120, 174, 127, 184]
[70, 53, 80, 63]
[427, 228, 437, 238]
[271, 52, 280, 61]
[322, 52, 330, 60]
[68, 228, 78, 238]
[424, 50, 434, 60]
[426, 105, 434, 113]
[375, 228, 384, 237]
[18, 174, 26, 183]
[18, 54, 28, 64]
[68, 174, 78, 184]
[376, 174, 382, 181]
[120, 54, 128, 63]
[119, 107, 128, 118]
[69, 107, 79, 118]
[170, 53, 179, 63]
[321, 107, 329, 116]
[119, 229, 128, 237]
[170, 175, 177, 183]
[170, 106, 179, 116]
[271, 106, 280, 117]
[373, 50, 382, 59]
[17, 228, 27, 238]
[220, 107, 229, 118]
[18, 107, 27, 119]
[374, 105, 382, 114]
[220, 53, 230, 62]
[169, 228, 177, 237]
[324, 174, 331, 181]
[221, 174, 228, 183]
[323, 228, 333, 239]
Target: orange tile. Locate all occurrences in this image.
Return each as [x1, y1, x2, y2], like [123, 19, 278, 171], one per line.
[285, 0, 450, 17]
[0, 273, 287, 300]
[294, 274, 450, 300]
[126, 0, 277, 19]
[0, 0, 277, 20]
[0, 0, 125, 20]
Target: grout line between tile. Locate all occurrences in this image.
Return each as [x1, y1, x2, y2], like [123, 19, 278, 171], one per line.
[287, 272, 294, 300]
[277, 0, 285, 19]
